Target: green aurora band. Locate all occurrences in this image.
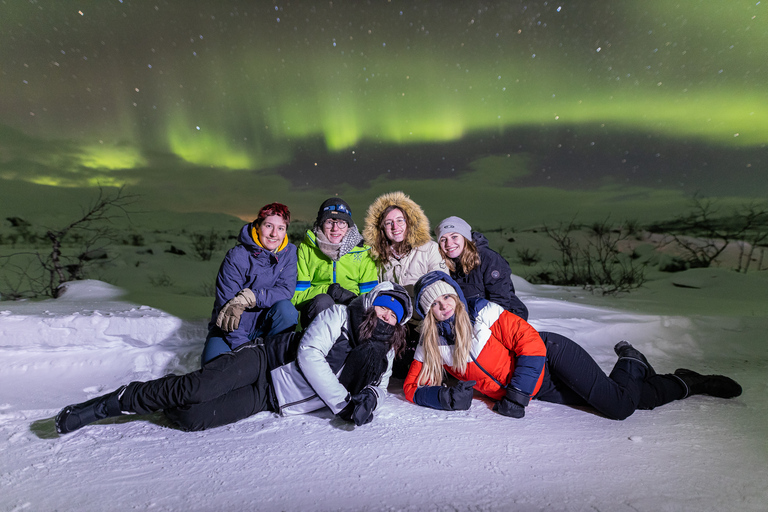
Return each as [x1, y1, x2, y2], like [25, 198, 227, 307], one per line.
[0, 1, 766, 185]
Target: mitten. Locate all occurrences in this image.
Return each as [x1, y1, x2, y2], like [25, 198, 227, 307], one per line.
[492, 386, 529, 418]
[493, 397, 525, 418]
[337, 387, 377, 426]
[437, 380, 476, 411]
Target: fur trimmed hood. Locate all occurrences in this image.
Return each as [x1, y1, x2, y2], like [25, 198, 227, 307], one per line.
[363, 191, 434, 260]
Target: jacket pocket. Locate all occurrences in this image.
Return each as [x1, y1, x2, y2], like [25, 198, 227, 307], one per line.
[270, 361, 326, 415]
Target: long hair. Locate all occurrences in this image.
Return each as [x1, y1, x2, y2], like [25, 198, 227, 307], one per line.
[358, 308, 408, 357]
[416, 295, 474, 386]
[440, 238, 481, 274]
[254, 202, 291, 227]
[374, 205, 413, 261]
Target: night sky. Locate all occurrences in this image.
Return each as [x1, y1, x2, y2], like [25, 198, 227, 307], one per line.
[1, 1, 766, 225]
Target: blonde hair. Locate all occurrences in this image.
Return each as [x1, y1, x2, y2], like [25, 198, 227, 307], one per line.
[416, 295, 474, 386]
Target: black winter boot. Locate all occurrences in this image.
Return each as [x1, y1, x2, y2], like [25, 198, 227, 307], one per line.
[614, 341, 656, 376]
[673, 369, 742, 399]
[55, 386, 127, 434]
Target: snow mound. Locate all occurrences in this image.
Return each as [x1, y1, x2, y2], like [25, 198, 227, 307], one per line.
[56, 279, 126, 300]
[0, 280, 183, 350]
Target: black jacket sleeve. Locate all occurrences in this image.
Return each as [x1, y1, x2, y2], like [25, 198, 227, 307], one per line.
[481, 251, 529, 321]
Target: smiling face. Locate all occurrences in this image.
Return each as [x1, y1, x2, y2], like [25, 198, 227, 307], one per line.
[430, 294, 457, 322]
[322, 219, 349, 244]
[374, 305, 398, 325]
[257, 215, 287, 251]
[383, 208, 407, 244]
[439, 232, 466, 259]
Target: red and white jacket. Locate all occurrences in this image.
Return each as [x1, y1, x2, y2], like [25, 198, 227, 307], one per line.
[404, 301, 546, 403]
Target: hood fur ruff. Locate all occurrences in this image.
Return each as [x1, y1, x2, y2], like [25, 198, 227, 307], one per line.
[363, 191, 434, 261]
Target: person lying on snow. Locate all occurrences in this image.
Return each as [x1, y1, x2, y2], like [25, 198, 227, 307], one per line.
[403, 271, 741, 420]
[56, 282, 412, 433]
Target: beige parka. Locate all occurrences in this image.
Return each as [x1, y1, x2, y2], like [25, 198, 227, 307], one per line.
[363, 191, 446, 298]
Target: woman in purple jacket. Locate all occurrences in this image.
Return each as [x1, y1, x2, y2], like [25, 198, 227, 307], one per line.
[201, 203, 299, 365]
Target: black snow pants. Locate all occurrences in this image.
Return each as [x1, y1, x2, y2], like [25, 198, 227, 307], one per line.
[534, 332, 686, 420]
[120, 342, 274, 431]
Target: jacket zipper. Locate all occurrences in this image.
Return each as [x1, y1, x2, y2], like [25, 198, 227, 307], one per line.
[469, 352, 505, 389]
[281, 393, 319, 412]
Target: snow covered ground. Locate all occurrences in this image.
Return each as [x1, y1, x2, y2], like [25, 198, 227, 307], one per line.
[1, 277, 766, 512]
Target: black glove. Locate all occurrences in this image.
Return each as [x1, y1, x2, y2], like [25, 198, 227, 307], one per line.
[337, 387, 377, 426]
[437, 380, 476, 411]
[493, 386, 529, 418]
[493, 397, 525, 418]
[327, 283, 357, 305]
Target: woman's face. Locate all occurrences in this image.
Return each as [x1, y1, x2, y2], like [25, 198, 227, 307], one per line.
[322, 219, 349, 244]
[383, 208, 407, 243]
[257, 215, 288, 251]
[439, 232, 466, 259]
[374, 305, 398, 326]
[430, 294, 457, 322]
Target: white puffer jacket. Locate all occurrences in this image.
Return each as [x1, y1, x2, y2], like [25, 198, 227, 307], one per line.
[270, 281, 412, 416]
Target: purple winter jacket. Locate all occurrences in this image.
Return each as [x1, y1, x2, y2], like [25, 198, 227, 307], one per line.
[208, 223, 298, 349]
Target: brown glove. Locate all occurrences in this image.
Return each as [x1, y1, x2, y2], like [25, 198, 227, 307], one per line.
[216, 288, 257, 332]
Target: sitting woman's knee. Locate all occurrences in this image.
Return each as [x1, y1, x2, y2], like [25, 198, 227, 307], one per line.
[272, 299, 298, 315]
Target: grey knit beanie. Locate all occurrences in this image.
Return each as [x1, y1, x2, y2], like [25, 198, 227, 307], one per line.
[435, 216, 472, 242]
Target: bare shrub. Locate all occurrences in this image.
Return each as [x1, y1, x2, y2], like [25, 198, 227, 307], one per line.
[191, 229, 225, 261]
[649, 197, 768, 272]
[198, 278, 216, 297]
[734, 203, 768, 273]
[148, 271, 174, 288]
[538, 219, 647, 295]
[0, 258, 39, 300]
[128, 233, 145, 246]
[649, 197, 735, 269]
[516, 248, 542, 267]
[0, 187, 137, 299]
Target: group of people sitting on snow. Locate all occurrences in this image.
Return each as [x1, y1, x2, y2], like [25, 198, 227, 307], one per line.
[55, 192, 742, 434]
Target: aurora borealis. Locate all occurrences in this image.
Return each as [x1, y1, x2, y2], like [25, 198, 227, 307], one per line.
[1, 1, 766, 224]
